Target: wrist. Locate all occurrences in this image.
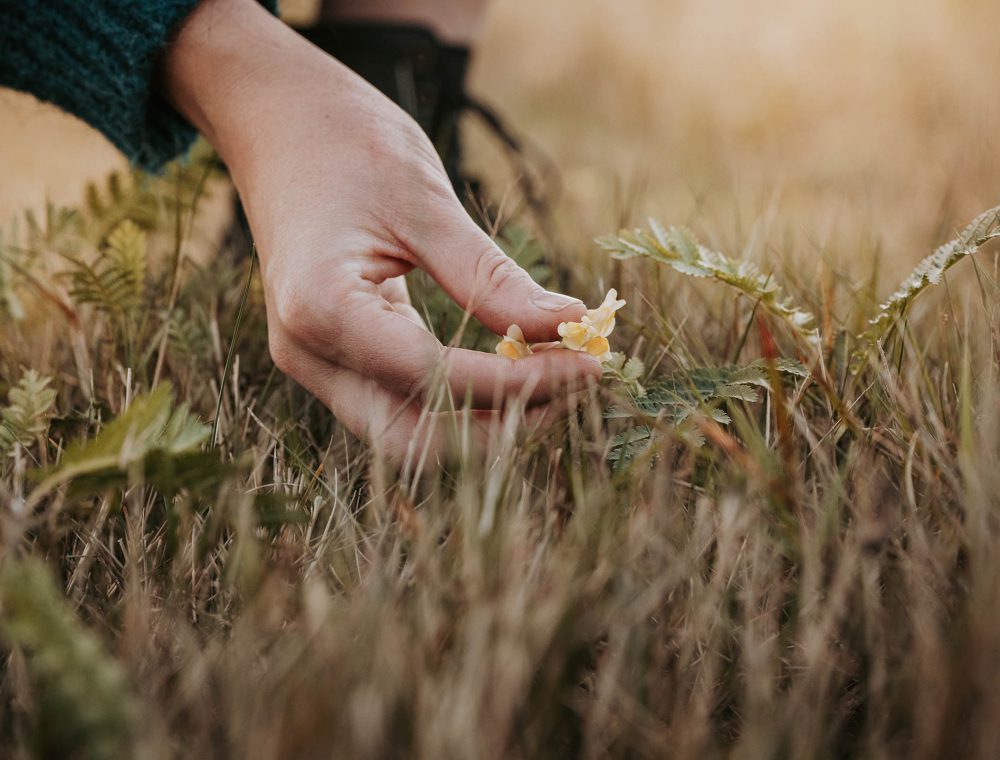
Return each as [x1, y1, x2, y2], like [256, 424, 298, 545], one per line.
[161, 0, 336, 172]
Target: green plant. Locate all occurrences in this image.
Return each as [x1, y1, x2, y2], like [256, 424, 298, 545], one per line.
[598, 222, 820, 346]
[3, 128, 1000, 757]
[0, 558, 135, 760]
[0, 370, 57, 456]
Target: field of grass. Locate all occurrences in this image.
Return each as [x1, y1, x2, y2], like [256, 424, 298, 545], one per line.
[5, 1, 1000, 758]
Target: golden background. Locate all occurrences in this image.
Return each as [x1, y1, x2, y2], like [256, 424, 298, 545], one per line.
[3, 0, 999, 276]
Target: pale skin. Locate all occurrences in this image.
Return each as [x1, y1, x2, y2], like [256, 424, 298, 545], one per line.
[161, 0, 601, 459]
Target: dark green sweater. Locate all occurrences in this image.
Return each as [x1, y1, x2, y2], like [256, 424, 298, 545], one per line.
[0, 1, 278, 172]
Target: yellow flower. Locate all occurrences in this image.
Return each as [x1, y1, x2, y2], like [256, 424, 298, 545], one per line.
[556, 320, 593, 352]
[556, 289, 625, 362]
[582, 288, 626, 337]
[496, 289, 625, 364]
[495, 324, 533, 360]
[584, 335, 610, 358]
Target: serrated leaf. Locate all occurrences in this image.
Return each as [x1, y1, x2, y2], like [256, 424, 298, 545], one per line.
[598, 224, 820, 347]
[714, 385, 761, 402]
[28, 384, 210, 507]
[623, 357, 645, 382]
[709, 408, 732, 424]
[608, 426, 654, 471]
[852, 205, 1000, 368]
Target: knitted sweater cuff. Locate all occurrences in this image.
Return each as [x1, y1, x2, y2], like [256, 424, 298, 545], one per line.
[0, 1, 280, 173]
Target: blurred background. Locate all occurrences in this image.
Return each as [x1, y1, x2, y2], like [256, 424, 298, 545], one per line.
[3, 0, 1000, 279]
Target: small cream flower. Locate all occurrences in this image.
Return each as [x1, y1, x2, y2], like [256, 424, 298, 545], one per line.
[582, 289, 627, 337]
[495, 290, 625, 363]
[495, 324, 533, 360]
[556, 320, 594, 352]
[556, 289, 626, 362]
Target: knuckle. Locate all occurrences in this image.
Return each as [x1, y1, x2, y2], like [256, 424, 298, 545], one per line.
[391, 356, 428, 402]
[267, 332, 295, 376]
[273, 282, 343, 348]
[404, 371, 429, 403]
[478, 247, 524, 294]
[272, 281, 308, 333]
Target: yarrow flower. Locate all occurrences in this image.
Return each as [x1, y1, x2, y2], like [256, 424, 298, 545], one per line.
[495, 324, 533, 360]
[495, 289, 626, 364]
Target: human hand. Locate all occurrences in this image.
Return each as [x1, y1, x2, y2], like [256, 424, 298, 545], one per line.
[161, 0, 602, 457]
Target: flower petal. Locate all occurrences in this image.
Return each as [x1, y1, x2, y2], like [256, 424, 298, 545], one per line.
[584, 335, 610, 357]
[496, 324, 533, 359]
[558, 321, 596, 351]
[584, 289, 627, 337]
[506, 324, 526, 342]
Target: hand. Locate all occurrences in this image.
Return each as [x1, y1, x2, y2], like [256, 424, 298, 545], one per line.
[161, 0, 602, 458]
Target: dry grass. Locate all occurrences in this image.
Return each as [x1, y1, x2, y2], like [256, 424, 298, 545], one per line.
[3, 2, 1000, 758]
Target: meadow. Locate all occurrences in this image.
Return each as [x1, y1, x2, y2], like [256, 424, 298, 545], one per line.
[4, 0, 1000, 757]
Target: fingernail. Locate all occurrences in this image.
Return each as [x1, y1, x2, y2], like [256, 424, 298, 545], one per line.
[531, 290, 584, 312]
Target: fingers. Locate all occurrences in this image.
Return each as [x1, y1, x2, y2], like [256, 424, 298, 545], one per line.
[377, 275, 425, 328]
[403, 205, 587, 343]
[442, 343, 603, 408]
[272, 280, 603, 409]
[272, 342, 550, 463]
[317, 292, 602, 407]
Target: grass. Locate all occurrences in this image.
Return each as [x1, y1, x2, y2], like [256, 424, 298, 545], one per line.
[2, 140, 1000, 759]
[4, 2, 1000, 751]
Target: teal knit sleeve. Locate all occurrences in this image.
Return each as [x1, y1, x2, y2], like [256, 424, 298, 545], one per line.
[0, 1, 279, 172]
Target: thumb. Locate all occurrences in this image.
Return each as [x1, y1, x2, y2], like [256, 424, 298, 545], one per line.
[411, 211, 586, 343]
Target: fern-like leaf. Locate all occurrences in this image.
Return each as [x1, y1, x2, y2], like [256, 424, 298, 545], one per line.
[80, 145, 222, 243]
[64, 220, 147, 317]
[606, 359, 807, 422]
[0, 237, 27, 320]
[0, 370, 57, 455]
[860, 205, 1000, 351]
[165, 309, 212, 364]
[598, 223, 820, 346]
[23, 202, 82, 258]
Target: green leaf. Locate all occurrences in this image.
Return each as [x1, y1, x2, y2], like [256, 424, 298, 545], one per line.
[0, 558, 135, 759]
[605, 360, 806, 422]
[0, 370, 57, 455]
[853, 205, 1000, 368]
[28, 383, 210, 507]
[598, 223, 820, 347]
[64, 219, 147, 317]
[608, 426, 654, 472]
